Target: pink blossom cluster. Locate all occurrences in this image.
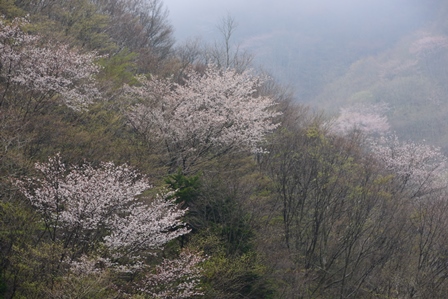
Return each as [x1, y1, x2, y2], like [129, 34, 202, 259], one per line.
[140, 249, 207, 298]
[410, 34, 448, 57]
[332, 103, 390, 136]
[370, 135, 448, 196]
[0, 17, 100, 111]
[126, 65, 280, 168]
[332, 103, 448, 197]
[16, 154, 206, 296]
[16, 154, 189, 257]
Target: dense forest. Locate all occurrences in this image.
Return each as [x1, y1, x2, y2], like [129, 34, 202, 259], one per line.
[2, 0, 448, 298]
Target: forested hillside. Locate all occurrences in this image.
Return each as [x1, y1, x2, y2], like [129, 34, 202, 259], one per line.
[2, 1, 448, 298]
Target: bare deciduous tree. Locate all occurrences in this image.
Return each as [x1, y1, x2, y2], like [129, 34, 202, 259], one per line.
[205, 15, 253, 72]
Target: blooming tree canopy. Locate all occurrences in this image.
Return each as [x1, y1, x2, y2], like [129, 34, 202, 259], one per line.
[15, 154, 207, 297]
[332, 103, 390, 136]
[16, 154, 189, 258]
[410, 34, 448, 58]
[140, 249, 206, 298]
[0, 16, 100, 111]
[370, 135, 447, 197]
[331, 102, 448, 198]
[126, 65, 280, 171]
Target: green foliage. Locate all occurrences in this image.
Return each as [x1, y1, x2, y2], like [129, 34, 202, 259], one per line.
[0, 192, 53, 298]
[202, 252, 274, 299]
[5, 242, 66, 298]
[0, 0, 24, 18]
[191, 234, 274, 299]
[0, 277, 5, 299]
[165, 169, 201, 205]
[16, 0, 116, 53]
[161, 157, 277, 298]
[164, 165, 256, 253]
[97, 49, 138, 88]
[59, 0, 114, 52]
[46, 269, 115, 299]
[0, 195, 66, 298]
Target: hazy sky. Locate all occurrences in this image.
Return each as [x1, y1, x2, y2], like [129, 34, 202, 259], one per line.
[163, 0, 438, 101]
[163, 0, 433, 43]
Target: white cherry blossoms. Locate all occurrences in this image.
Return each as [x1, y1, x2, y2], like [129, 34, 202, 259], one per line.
[0, 16, 100, 111]
[15, 154, 206, 297]
[126, 65, 280, 171]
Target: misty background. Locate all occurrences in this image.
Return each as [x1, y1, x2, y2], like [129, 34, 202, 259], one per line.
[165, 0, 437, 101]
[164, 0, 448, 151]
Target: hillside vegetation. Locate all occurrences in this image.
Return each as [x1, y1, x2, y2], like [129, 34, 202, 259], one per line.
[2, 1, 448, 298]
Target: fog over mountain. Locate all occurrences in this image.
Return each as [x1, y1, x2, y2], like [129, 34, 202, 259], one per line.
[164, 0, 439, 102]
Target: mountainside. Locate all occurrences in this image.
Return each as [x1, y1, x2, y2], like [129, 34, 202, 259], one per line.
[3, 1, 448, 298]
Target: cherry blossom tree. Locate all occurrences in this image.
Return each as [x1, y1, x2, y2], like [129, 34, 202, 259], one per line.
[139, 249, 206, 298]
[410, 34, 448, 58]
[331, 102, 448, 199]
[16, 154, 190, 259]
[331, 103, 390, 136]
[370, 134, 448, 197]
[126, 65, 280, 172]
[57, 249, 206, 298]
[0, 16, 100, 112]
[15, 154, 208, 297]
